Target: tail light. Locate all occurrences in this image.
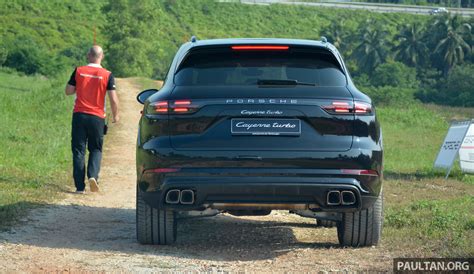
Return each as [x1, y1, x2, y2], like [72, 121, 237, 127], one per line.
[153, 101, 168, 113]
[147, 100, 198, 114]
[341, 169, 379, 176]
[323, 101, 372, 115]
[324, 101, 351, 113]
[141, 168, 181, 183]
[144, 168, 181, 174]
[354, 102, 372, 114]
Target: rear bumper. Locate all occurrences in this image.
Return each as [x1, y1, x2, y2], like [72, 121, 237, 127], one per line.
[138, 174, 380, 212]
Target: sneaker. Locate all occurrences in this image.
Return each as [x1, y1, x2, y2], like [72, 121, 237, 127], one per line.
[75, 190, 86, 194]
[89, 178, 99, 192]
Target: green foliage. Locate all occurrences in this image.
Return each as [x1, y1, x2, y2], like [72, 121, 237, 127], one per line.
[0, 46, 6, 65]
[362, 86, 416, 105]
[355, 61, 418, 105]
[0, 0, 472, 105]
[352, 23, 391, 75]
[0, 0, 107, 75]
[3, 36, 63, 76]
[417, 64, 474, 107]
[107, 38, 154, 77]
[323, 20, 349, 51]
[0, 71, 72, 177]
[431, 15, 472, 76]
[394, 23, 428, 67]
[0, 71, 73, 226]
[385, 196, 474, 255]
[60, 41, 92, 66]
[378, 103, 448, 174]
[444, 64, 474, 106]
[371, 60, 418, 88]
[102, 0, 165, 77]
[352, 0, 473, 8]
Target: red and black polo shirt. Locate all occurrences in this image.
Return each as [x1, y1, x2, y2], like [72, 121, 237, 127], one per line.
[68, 64, 116, 118]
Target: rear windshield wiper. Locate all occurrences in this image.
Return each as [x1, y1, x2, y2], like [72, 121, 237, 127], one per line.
[257, 79, 315, 86]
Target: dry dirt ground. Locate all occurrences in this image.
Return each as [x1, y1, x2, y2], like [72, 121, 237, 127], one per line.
[0, 78, 395, 272]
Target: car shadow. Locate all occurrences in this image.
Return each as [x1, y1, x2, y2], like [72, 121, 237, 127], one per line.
[0, 202, 340, 262]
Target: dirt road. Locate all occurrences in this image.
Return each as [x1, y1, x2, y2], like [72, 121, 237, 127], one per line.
[0, 78, 394, 272]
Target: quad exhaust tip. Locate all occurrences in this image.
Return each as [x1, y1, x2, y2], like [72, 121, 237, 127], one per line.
[327, 190, 341, 206]
[165, 189, 195, 205]
[341, 190, 356, 205]
[327, 190, 357, 206]
[180, 189, 195, 205]
[165, 189, 180, 204]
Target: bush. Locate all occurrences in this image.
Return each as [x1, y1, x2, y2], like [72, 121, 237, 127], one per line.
[361, 85, 416, 105]
[0, 46, 7, 66]
[354, 61, 419, 106]
[416, 64, 474, 107]
[4, 37, 45, 75]
[60, 41, 94, 68]
[371, 60, 418, 88]
[106, 38, 154, 78]
[443, 64, 474, 107]
[3, 36, 66, 76]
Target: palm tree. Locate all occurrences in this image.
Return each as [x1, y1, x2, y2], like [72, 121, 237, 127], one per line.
[352, 24, 390, 75]
[394, 23, 428, 67]
[432, 15, 471, 77]
[324, 20, 347, 50]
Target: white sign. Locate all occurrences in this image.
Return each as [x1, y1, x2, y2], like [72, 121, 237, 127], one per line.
[459, 123, 474, 174]
[434, 121, 470, 176]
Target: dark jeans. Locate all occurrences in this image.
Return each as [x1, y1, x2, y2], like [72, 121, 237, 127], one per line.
[71, 112, 105, 191]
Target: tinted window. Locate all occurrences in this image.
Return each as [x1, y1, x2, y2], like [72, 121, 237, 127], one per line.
[175, 48, 346, 87]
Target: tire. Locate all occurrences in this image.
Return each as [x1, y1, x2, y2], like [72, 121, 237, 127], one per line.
[337, 191, 383, 247]
[136, 186, 177, 245]
[316, 219, 337, 228]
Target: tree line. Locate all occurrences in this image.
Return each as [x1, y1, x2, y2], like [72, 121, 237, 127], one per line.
[324, 14, 473, 106]
[0, 0, 472, 106]
[356, 0, 473, 8]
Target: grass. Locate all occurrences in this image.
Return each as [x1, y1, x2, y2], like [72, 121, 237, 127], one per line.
[132, 77, 163, 90]
[378, 102, 474, 256]
[384, 180, 474, 256]
[0, 70, 74, 227]
[379, 103, 448, 175]
[379, 102, 474, 183]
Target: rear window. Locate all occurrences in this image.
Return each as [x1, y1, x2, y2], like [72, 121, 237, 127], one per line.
[174, 47, 347, 87]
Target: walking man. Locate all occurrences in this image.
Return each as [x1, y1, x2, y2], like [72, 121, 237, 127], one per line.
[65, 45, 119, 193]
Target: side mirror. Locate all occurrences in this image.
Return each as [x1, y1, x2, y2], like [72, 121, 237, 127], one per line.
[137, 89, 158, 104]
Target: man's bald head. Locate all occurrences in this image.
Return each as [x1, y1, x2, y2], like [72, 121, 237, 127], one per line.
[87, 45, 104, 64]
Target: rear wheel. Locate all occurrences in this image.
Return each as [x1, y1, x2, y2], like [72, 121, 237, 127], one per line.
[136, 186, 177, 245]
[337, 191, 383, 247]
[316, 219, 337, 228]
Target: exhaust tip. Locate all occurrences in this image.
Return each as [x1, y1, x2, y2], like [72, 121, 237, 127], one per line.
[327, 190, 341, 206]
[165, 189, 180, 204]
[180, 189, 195, 205]
[341, 190, 356, 205]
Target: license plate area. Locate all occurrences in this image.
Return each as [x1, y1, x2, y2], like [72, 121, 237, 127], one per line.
[231, 118, 301, 136]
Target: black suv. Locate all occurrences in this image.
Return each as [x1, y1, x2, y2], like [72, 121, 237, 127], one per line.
[136, 38, 383, 247]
